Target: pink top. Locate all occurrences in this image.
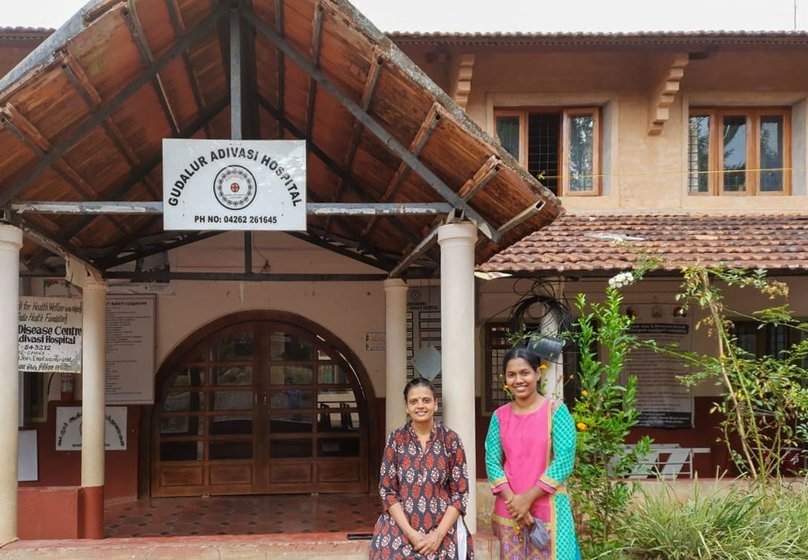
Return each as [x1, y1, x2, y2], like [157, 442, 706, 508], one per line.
[490, 400, 555, 522]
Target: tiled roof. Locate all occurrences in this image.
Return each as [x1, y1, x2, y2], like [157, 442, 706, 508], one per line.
[389, 31, 808, 47]
[478, 214, 808, 275]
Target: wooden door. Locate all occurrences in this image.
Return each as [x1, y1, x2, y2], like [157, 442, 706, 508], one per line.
[152, 316, 368, 497]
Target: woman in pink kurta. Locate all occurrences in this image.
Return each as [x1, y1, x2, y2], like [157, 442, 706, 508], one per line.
[485, 347, 581, 560]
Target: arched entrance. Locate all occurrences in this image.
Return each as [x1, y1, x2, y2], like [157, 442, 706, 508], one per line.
[151, 311, 373, 497]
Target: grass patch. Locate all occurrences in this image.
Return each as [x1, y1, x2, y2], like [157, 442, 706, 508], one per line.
[622, 480, 808, 559]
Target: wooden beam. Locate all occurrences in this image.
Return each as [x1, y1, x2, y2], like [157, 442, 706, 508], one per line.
[389, 227, 439, 279]
[361, 102, 441, 237]
[123, 1, 182, 135]
[256, 94, 426, 249]
[246, 11, 499, 242]
[164, 0, 215, 138]
[648, 52, 689, 136]
[23, 97, 230, 270]
[0, 5, 227, 207]
[274, 0, 285, 138]
[60, 52, 161, 198]
[304, 1, 324, 140]
[0, 104, 132, 238]
[325, 50, 382, 233]
[457, 155, 500, 200]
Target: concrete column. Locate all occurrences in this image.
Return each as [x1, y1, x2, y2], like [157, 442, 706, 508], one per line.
[0, 225, 22, 545]
[81, 278, 107, 539]
[540, 312, 564, 401]
[384, 279, 408, 435]
[437, 222, 478, 533]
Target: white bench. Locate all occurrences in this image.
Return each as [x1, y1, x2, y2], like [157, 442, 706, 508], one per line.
[613, 444, 711, 480]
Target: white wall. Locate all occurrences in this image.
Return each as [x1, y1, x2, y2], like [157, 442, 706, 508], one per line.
[153, 232, 389, 397]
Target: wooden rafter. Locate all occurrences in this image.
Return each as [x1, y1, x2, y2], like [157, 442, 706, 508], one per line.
[325, 50, 383, 234]
[123, 2, 181, 135]
[247, 11, 499, 242]
[361, 102, 441, 238]
[0, 5, 228, 208]
[24, 96, 230, 270]
[256, 94, 427, 250]
[274, 0, 285, 138]
[305, 1, 324, 140]
[453, 54, 475, 110]
[0, 103, 130, 238]
[164, 0, 215, 138]
[60, 52, 160, 199]
[648, 52, 689, 136]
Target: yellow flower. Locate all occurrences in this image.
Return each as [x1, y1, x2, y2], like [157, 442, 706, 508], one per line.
[581, 390, 589, 396]
[576, 422, 588, 431]
[539, 363, 548, 370]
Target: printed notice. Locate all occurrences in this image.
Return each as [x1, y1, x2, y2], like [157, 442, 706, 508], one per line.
[18, 297, 82, 373]
[625, 320, 693, 429]
[105, 296, 155, 404]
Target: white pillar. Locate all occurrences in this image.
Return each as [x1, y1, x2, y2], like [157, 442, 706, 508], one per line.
[438, 222, 478, 533]
[0, 225, 22, 545]
[384, 279, 408, 435]
[540, 312, 564, 401]
[81, 278, 107, 538]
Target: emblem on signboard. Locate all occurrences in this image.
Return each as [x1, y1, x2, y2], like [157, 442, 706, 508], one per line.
[213, 165, 257, 210]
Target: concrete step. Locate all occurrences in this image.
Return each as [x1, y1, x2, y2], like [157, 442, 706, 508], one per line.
[0, 532, 500, 559]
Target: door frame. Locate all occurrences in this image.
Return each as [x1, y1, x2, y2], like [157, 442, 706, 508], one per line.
[146, 310, 378, 497]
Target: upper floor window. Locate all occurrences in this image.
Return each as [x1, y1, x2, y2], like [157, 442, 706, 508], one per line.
[495, 107, 601, 196]
[688, 108, 791, 195]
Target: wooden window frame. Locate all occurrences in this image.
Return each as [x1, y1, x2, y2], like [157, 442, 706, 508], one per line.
[689, 107, 791, 196]
[494, 106, 601, 196]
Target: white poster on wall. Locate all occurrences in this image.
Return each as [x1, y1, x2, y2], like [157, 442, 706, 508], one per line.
[55, 406, 127, 451]
[18, 296, 82, 373]
[622, 304, 694, 428]
[163, 139, 307, 231]
[105, 296, 155, 404]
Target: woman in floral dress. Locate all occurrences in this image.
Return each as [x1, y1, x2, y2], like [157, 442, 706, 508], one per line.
[369, 377, 472, 559]
[485, 346, 581, 560]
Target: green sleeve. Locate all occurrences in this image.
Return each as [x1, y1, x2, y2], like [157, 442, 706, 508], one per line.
[540, 403, 577, 490]
[484, 412, 509, 490]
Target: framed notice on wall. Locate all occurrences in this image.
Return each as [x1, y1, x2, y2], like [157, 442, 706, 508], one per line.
[18, 296, 82, 373]
[622, 305, 694, 429]
[105, 296, 155, 405]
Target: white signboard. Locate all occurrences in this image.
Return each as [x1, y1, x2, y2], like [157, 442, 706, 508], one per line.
[105, 296, 155, 405]
[18, 296, 82, 373]
[623, 309, 694, 429]
[55, 406, 127, 451]
[163, 139, 307, 231]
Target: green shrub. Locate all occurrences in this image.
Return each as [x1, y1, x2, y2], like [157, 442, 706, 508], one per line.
[624, 481, 808, 560]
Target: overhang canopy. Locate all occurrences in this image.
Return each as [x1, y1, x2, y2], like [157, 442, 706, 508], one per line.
[0, 0, 560, 280]
[478, 214, 808, 277]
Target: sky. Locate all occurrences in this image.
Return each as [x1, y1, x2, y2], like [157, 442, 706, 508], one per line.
[2, 0, 808, 33]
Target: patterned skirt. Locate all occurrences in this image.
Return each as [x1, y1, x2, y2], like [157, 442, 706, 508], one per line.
[491, 515, 553, 560]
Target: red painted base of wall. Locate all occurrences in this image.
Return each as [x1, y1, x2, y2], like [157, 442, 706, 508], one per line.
[19, 486, 81, 539]
[19, 486, 106, 540]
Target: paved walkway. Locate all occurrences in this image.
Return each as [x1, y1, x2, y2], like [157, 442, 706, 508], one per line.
[104, 494, 381, 538]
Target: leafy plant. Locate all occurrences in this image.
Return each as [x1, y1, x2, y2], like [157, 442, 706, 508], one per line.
[566, 285, 652, 559]
[645, 266, 808, 486]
